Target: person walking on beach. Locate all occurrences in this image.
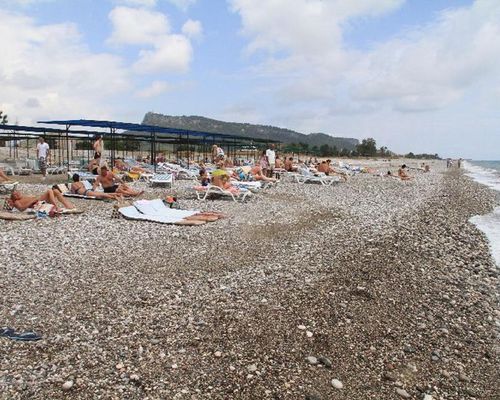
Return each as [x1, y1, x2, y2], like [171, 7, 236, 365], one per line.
[36, 137, 50, 181]
[266, 144, 276, 178]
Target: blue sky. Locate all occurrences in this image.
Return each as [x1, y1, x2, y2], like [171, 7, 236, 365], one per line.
[1, 0, 499, 159]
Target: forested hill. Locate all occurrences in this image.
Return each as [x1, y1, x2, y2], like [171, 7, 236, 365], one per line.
[142, 112, 359, 151]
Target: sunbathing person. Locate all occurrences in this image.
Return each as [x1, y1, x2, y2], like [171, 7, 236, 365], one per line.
[71, 174, 123, 200]
[9, 189, 75, 212]
[0, 168, 13, 183]
[275, 156, 283, 169]
[89, 155, 100, 175]
[250, 165, 277, 182]
[284, 157, 297, 172]
[398, 164, 412, 181]
[211, 172, 240, 194]
[317, 161, 330, 174]
[199, 168, 210, 186]
[93, 166, 144, 197]
[326, 160, 348, 181]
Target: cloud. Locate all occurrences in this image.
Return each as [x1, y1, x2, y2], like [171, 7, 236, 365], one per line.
[0, 10, 132, 124]
[136, 80, 171, 97]
[108, 6, 199, 74]
[133, 34, 193, 73]
[115, 0, 157, 7]
[167, 0, 196, 11]
[227, 0, 500, 157]
[108, 6, 170, 45]
[230, 0, 500, 114]
[182, 19, 202, 39]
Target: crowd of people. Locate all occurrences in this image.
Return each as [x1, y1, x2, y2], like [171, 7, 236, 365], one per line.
[1, 136, 443, 216]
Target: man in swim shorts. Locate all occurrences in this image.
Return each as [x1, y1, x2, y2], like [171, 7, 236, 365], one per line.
[93, 166, 143, 197]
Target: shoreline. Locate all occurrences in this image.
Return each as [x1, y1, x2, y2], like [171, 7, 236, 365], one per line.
[1, 163, 499, 399]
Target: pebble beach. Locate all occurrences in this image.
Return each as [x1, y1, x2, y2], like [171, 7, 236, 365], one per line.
[1, 161, 499, 399]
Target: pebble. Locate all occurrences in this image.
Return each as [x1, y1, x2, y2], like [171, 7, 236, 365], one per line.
[423, 395, 433, 400]
[298, 325, 306, 330]
[318, 356, 332, 368]
[305, 390, 322, 400]
[214, 351, 222, 358]
[306, 331, 313, 338]
[306, 356, 318, 365]
[247, 364, 258, 372]
[62, 381, 74, 391]
[396, 388, 411, 398]
[331, 379, 343, 389]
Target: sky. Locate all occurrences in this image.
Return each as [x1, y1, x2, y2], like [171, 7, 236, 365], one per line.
[0, 0, 499, 159]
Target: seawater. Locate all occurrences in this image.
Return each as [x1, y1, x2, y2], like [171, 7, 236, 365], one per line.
[464, 160, 500, 266]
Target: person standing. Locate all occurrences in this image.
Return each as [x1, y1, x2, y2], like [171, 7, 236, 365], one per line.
[266, 144, 276, 178]
[93, 135, 103, 158]
[36, 137, 50, 181]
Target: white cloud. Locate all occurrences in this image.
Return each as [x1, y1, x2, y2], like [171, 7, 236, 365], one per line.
[227, 0, 500, 157]
[108, 6, 170, 45]
[167, 0, 196, 11]
[108, 6, 198, 74]
[115, 0, 157, 7]
[182, 19, 202, 39]
[136, 80, 171, 97]
[0, 10, 132, 124]
[133, 34, 193, 73]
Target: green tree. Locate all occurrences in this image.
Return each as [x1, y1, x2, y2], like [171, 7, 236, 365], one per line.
[319, 144, 330, 157]
[0, 111, 8, 125]
[356, 138, 377, 157]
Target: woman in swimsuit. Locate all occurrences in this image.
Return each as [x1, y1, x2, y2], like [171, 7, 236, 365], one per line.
[71, 174, 122, 200]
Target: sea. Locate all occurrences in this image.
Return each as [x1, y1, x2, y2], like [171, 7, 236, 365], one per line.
[464, 160, 500, 266]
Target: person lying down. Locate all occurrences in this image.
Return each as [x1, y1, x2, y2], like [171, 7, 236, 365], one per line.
[8, 189, 75, 212]
[71, 174, 123, 201]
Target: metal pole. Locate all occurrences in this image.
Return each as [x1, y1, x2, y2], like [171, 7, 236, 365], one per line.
[65, 125, 70, 169]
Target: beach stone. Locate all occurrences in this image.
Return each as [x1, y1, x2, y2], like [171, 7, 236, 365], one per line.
[247, 364, 258, 372]
[306, 330, 313, 337]
[62, 381, 74, 391]
[130, 374, 140, 382]
[423, 395, 433, 400]
[396, 388, 411, 398]
[305, 390, 322, 400]
[214, 351, 222, 358]
[318, 356, 332, 369]
[331, 379, 343, 389]
[116, 363, 124, 370]
[298, 325, 306, 330]
[306, 356, 318, 365]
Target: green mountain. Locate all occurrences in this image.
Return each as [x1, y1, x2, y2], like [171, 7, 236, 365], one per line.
[142, 112, 359, 151]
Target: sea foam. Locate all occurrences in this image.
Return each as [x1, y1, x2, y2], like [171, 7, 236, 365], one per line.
[464, 161, 500, 266]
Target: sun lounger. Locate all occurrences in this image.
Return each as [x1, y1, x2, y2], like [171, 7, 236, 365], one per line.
[150, 173, 174, 188]
[0, 181, 18, 195]
[67, 171, 97, 181]
[194, 185, 252, 202]
[294, 168, 340, 185]
[57, 182, 101, 200]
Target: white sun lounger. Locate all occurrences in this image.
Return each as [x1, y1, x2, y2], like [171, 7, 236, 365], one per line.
[0, 181, 18, 194]
[150, 173, 174, 188]
[294, 168, 340, 186]
[194, 185, 252, 202]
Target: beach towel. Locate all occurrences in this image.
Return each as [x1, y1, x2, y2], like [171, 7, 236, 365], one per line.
[1, 327, 42, 341]
[119, 199, 199, 224]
